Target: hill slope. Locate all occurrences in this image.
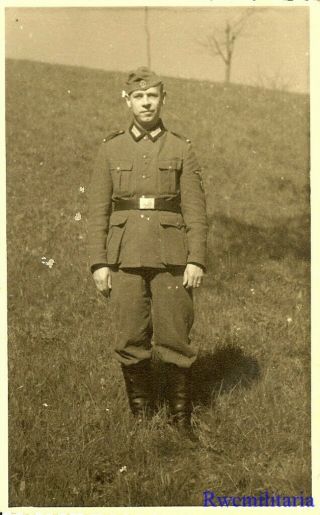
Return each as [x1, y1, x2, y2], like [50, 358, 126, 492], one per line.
[6, 59, 310, 507]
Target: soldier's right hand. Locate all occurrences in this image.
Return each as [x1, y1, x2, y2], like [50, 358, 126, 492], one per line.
[92, 266, 112, 298]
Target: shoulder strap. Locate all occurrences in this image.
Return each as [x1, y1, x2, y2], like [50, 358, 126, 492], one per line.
[102, 130, 125, 143]
[170, 130, 191, 144]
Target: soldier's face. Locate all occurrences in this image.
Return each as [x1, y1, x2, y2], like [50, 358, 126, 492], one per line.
[126, 86, 165, 128]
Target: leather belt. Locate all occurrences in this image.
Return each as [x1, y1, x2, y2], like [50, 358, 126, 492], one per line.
[113, 197, 181, 213]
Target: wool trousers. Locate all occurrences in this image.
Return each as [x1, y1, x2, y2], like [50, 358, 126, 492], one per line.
[110, 267, 196, 368]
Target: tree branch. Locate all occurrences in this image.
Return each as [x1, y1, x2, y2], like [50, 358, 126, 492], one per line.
[211, 34, 228, 63]
[198, 34, 227, 63]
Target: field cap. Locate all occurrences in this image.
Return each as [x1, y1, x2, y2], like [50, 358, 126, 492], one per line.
[125, 66, 163, 94]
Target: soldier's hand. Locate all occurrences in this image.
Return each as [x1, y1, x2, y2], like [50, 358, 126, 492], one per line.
[93, 266, 112, 298]
[183, 263, 204, 289]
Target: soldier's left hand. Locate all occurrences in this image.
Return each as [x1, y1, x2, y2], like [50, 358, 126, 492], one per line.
[183, 263, 204, 289]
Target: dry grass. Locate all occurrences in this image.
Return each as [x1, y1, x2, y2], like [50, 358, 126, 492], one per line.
[6, 59, 310, 507]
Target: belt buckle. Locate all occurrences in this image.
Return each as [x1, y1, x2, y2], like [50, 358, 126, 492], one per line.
[139, 197, 155, 209]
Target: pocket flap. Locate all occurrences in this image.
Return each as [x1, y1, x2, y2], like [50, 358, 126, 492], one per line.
[158, 158, 182, 170]
[109, 160, 133, 171]
[159, 212, 185, 228]
[109, 211, 129, 226]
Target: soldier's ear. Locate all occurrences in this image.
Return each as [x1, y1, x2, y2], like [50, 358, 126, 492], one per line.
[162, 90, 167, 105]
[125, 93, 132, 109]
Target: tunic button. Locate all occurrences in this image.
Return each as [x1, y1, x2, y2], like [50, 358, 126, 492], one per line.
[142, 175, 146, 179]
[143, 135, 148, 140]
[143, 154, 147, 159]
[116, 166, 120, 171]
[140, 214, 144, 219]
[168, 166, 172, 170]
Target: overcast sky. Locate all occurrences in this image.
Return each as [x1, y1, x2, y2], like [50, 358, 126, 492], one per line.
[5, 6, 309, 93]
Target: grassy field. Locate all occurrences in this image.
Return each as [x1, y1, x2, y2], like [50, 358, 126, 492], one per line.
[6, 59, 310, 507]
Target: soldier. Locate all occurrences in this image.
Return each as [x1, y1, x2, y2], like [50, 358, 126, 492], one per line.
[88, 67, 207, 437]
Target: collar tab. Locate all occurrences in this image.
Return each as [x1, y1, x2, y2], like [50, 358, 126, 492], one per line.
[129, 120, 166, 142]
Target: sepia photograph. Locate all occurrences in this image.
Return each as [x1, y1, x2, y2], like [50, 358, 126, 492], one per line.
[4, 1, 313, 509]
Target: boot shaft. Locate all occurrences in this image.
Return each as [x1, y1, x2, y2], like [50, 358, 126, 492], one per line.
[121, 360, 154, 417]
[165, 363, 192, 423]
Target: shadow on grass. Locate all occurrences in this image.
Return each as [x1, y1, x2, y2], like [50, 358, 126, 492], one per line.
[153, 344, 260, 408]
[192, 345, 260, 406]
[208, 213, 310, 265]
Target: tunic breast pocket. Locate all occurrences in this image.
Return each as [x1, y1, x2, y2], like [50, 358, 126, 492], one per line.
[158, 158, 182, 194]
[109, 160, 134, 195]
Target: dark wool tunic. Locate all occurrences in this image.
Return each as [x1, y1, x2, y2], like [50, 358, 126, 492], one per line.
[88, 120, 207, 270]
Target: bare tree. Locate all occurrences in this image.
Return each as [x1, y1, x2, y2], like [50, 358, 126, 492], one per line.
[200, 9, 256, 84]
[144, 7, 151, 68]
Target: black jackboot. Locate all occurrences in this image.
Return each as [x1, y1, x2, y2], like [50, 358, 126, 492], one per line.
[166, 363, 197, 440]
[121, 360, 154, 419]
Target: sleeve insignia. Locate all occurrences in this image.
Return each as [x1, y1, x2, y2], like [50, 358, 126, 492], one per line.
[195, 170, 205, 191]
